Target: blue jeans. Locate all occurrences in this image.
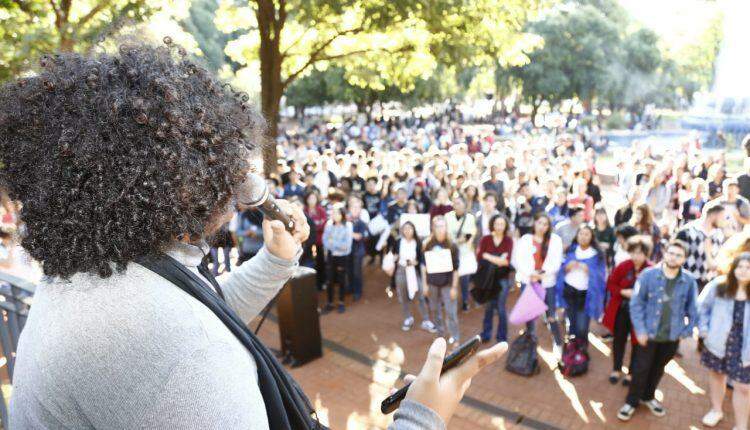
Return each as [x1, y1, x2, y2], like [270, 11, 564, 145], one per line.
[563, 283, 590, 342]
[349, 254, 364, 298]
[525, 284, 563, 348]
[481, 279, 510, 342]
[460, 275, 471, 307]
[210, 246, 231, 275]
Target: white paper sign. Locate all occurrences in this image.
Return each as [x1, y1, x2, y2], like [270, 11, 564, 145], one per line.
[406, 266, 419, 299]
[400, 213, 431, 238]
[424, 248, 454, 274]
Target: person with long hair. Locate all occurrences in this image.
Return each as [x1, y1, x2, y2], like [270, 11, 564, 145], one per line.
[322, 204, 353, 314]
[304, 191, 328, 290]
[632, 203, 662, 261]
[422, 216, 461, 345]
[699, 253, 750, 429]
[594, 206, 616, 267]
[391, 221, 436, 333]
[557, 225, 607, 346]
[602, 236, 653, 385]
[478, 214, 514, 343]
[429, 187, 453, 219]
[511, 213, 565, 354]
[445, 195, 478, 312]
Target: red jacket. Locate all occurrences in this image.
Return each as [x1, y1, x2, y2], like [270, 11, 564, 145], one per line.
[602, 259, 652, 341]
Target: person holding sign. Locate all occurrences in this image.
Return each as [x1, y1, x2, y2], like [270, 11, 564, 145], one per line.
[390, 222, 437, 333]
[422, 216, 461, 346]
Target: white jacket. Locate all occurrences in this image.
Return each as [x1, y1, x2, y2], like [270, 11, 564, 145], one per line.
[511, 233, 564, 289]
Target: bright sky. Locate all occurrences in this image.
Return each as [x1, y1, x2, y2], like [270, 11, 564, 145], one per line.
[618, 0, 721, 50]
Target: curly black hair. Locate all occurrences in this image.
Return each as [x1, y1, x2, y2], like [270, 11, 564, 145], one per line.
[0, 40, 267, 278]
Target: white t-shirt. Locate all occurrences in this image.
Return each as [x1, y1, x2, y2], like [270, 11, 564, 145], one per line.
[564, 246, 597, 291]
[398, 239, 417, 267]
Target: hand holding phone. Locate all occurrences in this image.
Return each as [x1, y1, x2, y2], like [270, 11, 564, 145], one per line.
[381, 336, 507, 425]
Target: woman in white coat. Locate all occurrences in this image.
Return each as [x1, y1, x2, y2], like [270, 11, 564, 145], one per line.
[512, 213, 565, 356]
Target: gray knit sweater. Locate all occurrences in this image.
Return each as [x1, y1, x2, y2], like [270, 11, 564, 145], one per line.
[10, 243, 444, 430]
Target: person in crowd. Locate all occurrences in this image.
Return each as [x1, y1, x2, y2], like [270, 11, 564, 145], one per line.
[347, 196, 369, 301]
[603, 236, 653, 385]
[429, 187, 453, 219]
[282, 169, 306, 199]
[322, 205, 353, 314]
[594, 206, 616, 267]
[235, 209, 265, 265]
[644, 169, 672, 220]
[698, 253, 750, 430]
[304, 191, 328, 290]
[483, 165, 507, 212]
[386, 185, 410, 225]
[209, 219, 235, 275]
[363, 177, 383, 219]
[313, 159, 337, 198]
[422, 216, 461, 346]
[681, 177, 708, 225]
[478, 214, 514, 343]
[555, 206, 586, 252]
[512, 213, 565, 356]
[476, 192, 501, 245]
[613, 225, 640, 267]
[631, 203, 662, 261]
[618, 240, 699, 421]
[675, 204, 726, 289]
[568, 178, 594, 222]
[708, 164, 726, 200]
[615, 187, 643, 227]
[446, 196, 478, 311]
[464, 183, 482, 215]
[391, 221, 436, 333]
[411, 182, 432, 214]
[718, 178, 750, 235]
[557, 225, 607, 346]
[513, 183, 535, 237]
[547, 187, 571, 228]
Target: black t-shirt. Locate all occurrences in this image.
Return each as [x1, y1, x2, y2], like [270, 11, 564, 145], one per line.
[739, 174, 750, 202]
[363, 192, 382, 218]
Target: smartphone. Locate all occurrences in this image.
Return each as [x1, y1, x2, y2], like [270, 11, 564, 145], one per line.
[380, 335, 482, 415]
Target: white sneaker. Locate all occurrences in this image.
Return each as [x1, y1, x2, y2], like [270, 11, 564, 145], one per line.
[420, 320, 437, 333]
[402, 317, 414, 331]
[702, 410, 723, 427]
[640, 399, 666, 417]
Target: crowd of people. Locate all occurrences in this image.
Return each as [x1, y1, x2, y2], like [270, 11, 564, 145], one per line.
[195, 114, 750, 428]
[5, 108, 750, 427]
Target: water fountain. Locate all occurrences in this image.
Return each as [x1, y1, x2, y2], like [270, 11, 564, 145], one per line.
[682, 0, 750, 139]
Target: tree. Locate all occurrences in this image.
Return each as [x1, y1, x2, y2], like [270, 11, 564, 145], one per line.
[512, 4, 621, 123]
[0, 0, 159, 81]
[216, 0, 542, 139]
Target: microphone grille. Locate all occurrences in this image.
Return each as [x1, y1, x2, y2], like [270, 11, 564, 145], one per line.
[237, 173, 267, 206]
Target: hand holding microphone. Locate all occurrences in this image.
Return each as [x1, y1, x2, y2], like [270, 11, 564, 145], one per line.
[237, 173, 310, 261]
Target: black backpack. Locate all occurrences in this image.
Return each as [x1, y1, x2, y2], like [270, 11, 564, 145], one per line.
[505, 332, 540, 376]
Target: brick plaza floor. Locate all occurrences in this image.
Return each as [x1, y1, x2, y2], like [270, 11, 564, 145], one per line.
[256, 265, 734, 430]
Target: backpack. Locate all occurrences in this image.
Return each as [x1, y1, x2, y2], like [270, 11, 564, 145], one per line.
[505, 332, 540, 376]
[560, 338, 589, 377]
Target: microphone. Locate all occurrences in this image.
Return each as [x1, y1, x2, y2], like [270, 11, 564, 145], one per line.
[236, 173, 296, 233]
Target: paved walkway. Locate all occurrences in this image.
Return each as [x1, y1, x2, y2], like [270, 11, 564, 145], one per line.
[257, 265, 734, 430]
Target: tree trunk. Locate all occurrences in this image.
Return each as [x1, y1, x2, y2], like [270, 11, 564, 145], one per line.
[257, 2, 284, 173]
[531, 101, 541, 127]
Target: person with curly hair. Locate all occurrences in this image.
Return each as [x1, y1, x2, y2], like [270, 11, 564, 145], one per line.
[2, 41, 506, 430]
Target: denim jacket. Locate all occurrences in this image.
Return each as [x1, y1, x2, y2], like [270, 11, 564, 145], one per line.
[630, 266, 699, 341]
[698, 276, 750, 366]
